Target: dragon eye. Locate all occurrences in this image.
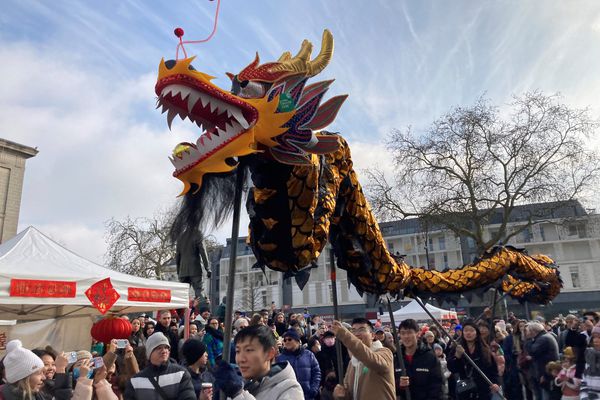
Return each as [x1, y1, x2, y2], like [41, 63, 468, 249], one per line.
[165, 60, 176, 69]
[188, 64, 196, 71]
[240, 80, 249, 88]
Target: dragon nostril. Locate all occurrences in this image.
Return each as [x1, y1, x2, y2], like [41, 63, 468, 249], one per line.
[165, 60, 176, 69]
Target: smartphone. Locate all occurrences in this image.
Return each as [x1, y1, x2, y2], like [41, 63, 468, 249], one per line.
[115, 339, 128, 348]
[66, 352, 78, 364]
[91, 357, 104, 369]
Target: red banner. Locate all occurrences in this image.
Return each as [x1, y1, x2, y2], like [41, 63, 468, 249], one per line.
[85, 278, 120, 315]
[10, 279, 76, 298]
[128, 287, 171, 303]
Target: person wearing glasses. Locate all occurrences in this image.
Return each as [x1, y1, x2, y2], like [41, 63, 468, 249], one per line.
[276, 330, 321, 399]
[331, 318, 395, 400]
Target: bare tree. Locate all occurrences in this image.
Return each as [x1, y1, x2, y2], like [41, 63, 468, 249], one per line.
[365, 92, 600, 254]
[234, 274, 265, 315]
[105, 209, 176, 279]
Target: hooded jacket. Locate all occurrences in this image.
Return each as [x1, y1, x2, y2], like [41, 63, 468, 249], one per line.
[229, 362, 304, 400]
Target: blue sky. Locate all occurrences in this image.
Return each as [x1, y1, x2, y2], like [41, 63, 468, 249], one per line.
[2, 1, 600, 263]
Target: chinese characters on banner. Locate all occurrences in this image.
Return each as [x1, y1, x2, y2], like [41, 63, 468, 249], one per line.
[9, 279, 76, 298]
[85, 278, 120, 314]
[128, 287, 171, 302]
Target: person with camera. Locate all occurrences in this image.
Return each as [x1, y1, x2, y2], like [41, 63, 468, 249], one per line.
[447, 320, 500, 399]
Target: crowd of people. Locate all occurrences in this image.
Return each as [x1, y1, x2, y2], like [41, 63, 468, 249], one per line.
[2, 303, 600, 400]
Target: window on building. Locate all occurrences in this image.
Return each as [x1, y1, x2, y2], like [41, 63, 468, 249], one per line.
[387, 241, 394, 252]
[521, 227, 532, 243]
[539, 225, 545, 241]
[443, 253, 449, 268]
[439, 236, 446, 250]
[466, 237, 476, 248]
[570, 266, 581, 288]
[428, 236, 434, 250]
[568, 223, 587, 238]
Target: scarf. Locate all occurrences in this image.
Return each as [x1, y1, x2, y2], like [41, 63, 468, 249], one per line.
[350, 340, 383, 400]
[206, 326, 224, 341]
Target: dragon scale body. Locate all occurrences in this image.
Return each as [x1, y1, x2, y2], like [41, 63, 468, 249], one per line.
[248, 134, 561, 303]
[156, 29, 562, 304]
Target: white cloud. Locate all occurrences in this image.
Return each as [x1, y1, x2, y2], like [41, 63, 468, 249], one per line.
[1, 42, 188, 263]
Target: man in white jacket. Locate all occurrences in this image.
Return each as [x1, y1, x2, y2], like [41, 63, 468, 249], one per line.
[213, 325, 304, 399]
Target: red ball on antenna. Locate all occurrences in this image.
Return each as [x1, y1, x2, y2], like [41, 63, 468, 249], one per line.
[174, 27, 185, 38]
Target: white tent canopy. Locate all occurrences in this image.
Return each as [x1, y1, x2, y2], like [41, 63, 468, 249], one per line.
[379, 299, 457, 323]
[0, 226, 191, 321]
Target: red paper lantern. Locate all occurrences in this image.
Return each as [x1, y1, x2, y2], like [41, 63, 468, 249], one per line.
[91, 316, 132, 343]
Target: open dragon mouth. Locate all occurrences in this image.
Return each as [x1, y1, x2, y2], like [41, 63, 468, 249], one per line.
[155, 75, 258, 176]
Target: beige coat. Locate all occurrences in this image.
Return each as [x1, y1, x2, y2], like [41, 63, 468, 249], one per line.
[336, 328, 395, 400]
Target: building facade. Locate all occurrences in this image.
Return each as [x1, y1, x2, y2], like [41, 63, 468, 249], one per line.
[0, 139, 38, 243]
[217, 201, 600, 319]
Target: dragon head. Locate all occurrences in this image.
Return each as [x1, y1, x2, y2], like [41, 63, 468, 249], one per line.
[155, 29, 347, 195]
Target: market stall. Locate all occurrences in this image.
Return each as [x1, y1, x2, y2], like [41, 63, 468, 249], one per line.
[0, 226, 190, 351]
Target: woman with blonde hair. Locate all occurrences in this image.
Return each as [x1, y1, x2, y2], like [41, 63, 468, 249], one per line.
[0, 340, 47, 400]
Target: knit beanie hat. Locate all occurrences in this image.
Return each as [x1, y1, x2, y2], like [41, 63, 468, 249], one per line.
[146, 332, 170, 359]
[76, 350, 92, 362]
[283, 329, 301, 342]
[182, 338, 207, 365]
[3, 340, 44, 384]
[433, 343, 443, 352]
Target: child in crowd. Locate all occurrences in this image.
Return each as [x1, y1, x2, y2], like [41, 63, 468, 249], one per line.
[554, 347, 580, 400]
[545, 361, 563, 400]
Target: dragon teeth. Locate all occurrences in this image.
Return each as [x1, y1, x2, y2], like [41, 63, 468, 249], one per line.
[187, 92, 201, 112]
[229, 108, 249, 129]
[167, 109, 177, 130]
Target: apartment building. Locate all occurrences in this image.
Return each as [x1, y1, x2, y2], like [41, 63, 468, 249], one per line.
[217, 200, 600, 318]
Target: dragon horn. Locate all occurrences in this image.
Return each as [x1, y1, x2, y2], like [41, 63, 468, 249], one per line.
[271, 30, 333, 77]
[277, 51, 292, 62]
[307, 29, 333, 77]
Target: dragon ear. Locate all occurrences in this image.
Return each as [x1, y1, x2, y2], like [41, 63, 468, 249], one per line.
[305, 95, 348, 131]
[226, 72, 235, 81]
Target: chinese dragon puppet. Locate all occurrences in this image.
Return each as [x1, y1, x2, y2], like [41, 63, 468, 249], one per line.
[156, 29, 562, 304]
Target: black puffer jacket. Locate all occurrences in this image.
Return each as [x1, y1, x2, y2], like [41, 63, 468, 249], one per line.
[397, 344, 443, 400]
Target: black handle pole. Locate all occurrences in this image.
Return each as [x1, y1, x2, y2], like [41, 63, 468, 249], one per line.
[386, 297, 411, 400]
[329, 248, 345, 385]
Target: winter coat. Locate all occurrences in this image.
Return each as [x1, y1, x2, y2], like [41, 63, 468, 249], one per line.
[37, 372, 73, 400]
[447, 343, 499, 400]
[276, 347, 321, 399]
[1, 385, 46, 400]
[581, 347, 600, 399]
[524, 331, 559, 380]
[227, 362, 304, 400]
[317, 342, 349, 382]
[336, 328, 396, 400]
[562, 329, 587, 378]
[123, 361, 196, 400]
[203, 327, 224, 368]
[397, 344, 443, 400]
[72, 377, 118, 400]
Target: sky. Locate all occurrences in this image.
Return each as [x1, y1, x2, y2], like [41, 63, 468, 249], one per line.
[2, 0, 600, 264]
